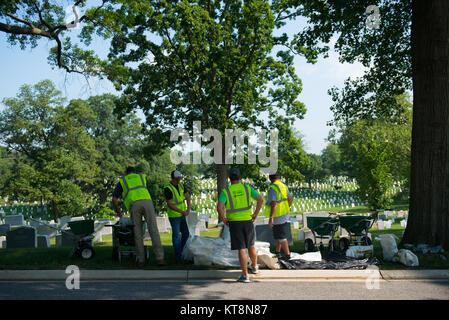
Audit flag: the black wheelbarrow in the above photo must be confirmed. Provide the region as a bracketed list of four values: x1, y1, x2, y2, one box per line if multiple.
[30, 218, 96, 260]
[107, 220, 149, 263]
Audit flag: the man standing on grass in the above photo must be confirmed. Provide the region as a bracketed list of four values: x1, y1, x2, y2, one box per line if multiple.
[265, 171, 293, 260]
[217, 168, 264, 283]
[112, 167, 166, 267]
[165, 170, 191, 262]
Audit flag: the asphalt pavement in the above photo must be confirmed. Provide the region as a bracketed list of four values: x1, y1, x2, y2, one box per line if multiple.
[0, 279, 448, 300]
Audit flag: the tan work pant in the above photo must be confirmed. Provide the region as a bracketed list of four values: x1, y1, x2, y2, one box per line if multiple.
[130, 199, 164, 263]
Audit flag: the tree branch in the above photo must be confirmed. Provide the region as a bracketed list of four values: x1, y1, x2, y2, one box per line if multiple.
[0, 21, 52, 38]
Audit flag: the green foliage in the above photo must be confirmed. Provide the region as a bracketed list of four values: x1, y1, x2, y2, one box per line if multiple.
[321, 143, 346, 177]
[336, 105, 412, 209]
[145, 150, 176, 214]
[293, 0, 412, 124]
[0, 80, 99, 219]
[84, 202, 117, 221]
[302, 153, 324, 185]
[355, 134, 394, 210]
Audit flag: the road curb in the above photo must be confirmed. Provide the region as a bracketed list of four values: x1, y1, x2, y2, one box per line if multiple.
[0, 269, 448, 281]
[0, 270, 189, 281]
[380, 270, 449, 280]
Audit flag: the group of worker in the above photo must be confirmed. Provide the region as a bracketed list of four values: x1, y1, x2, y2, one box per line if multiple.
[112, 167, 292, 283]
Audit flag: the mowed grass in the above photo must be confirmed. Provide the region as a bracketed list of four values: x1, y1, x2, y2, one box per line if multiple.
[1, 207, 448, 270]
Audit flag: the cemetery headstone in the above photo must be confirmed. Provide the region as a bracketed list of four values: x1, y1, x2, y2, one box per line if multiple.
[255, 223, 293, 246]
[6, 226, 36, 248]
[55, 231, 75, 247]
[58, 215, 72, 229]
[4, 214, 25, 227]
[156, 216, 170, 233]
[37, 235, 50, 248]
[36, 224, 58, 238]
[0, 224, 11, 234]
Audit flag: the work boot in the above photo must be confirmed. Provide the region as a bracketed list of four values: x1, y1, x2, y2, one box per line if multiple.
[279, 254, 291, 261]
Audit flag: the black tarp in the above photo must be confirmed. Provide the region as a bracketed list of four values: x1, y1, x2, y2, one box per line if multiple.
[278, 251, 382, 270]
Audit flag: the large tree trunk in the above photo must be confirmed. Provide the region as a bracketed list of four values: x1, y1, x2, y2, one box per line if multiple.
[402, 0, 449, 249]
[99, 188, 108, 204]
[216, 142, 229, 223]
[51, 199, 59, 223]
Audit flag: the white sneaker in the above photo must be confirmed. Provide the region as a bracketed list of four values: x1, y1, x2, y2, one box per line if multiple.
[249, 265, 259, 274]
[237, 274, 250, 283]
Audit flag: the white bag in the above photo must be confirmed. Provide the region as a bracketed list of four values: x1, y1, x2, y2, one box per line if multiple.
[290, 251, 322, 262]
[345, 246, 374, 259]
[376, 234, 399, 261]
[393, 249, 419, 267]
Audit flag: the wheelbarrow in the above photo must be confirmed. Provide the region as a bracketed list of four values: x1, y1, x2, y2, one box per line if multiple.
[304, 215, 340, 252]
[30, 218, 96, 260]
[338, 212, 378, 251]
[106, 219, 150, 263]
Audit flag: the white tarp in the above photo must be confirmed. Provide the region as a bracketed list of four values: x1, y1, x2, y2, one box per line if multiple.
[181, 213, 322, 269]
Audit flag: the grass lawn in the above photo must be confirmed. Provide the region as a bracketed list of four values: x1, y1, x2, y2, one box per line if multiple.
[1, 209, 448, 270]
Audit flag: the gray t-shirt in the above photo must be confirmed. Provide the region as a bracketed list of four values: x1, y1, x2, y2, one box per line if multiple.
[266, 187, 293, 225]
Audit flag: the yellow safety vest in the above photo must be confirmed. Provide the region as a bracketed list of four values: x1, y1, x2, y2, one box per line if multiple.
[120, 173, 152, 211]
[263, 180, 290, 218]
[166, 182, 186, 218]
[223, 183, 253, 221]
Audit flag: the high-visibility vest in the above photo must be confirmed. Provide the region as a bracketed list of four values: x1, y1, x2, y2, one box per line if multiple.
[263, 180, 290, 218]
[223, 183, 253, 221]
[119, 173, 152, 211]
[166, 182, 186, 218]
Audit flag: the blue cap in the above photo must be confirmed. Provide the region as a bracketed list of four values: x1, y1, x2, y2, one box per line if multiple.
[229, 168, 241, 180]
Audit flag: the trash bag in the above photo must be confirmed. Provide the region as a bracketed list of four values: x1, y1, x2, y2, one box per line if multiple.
[278, 250, 381, 270]
[375, 234, 399, 261]
[181, 211, 200, 261]
[346, 246, 374, 259]
[412, 244, 444, 254]
[258, 254, 281, 270]
[393, 249, 419, 267]
[290, 251, 322, 262]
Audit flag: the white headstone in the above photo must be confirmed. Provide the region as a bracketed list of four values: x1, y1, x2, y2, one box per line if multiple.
[4, 215, 25, 226]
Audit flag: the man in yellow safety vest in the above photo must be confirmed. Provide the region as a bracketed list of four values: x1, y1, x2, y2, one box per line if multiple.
[264, 171, 293, 260]
[112, 167, 165, 267]
[164, 170, 191, 262]
[217, 168, 264, 283]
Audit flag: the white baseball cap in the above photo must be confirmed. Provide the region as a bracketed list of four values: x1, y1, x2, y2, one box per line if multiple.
[172, 170, 182, 178]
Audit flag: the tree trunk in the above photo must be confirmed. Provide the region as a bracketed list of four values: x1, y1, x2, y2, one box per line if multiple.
[99, 188, 108, 204]
[216, 143, 229, 223]
[402, 0, 449, 249]
[51, 199, 59, 223]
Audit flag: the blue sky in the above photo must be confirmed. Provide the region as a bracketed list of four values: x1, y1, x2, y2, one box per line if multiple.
[0, 12, 366, 155]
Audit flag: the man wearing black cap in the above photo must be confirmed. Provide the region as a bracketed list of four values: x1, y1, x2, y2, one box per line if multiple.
[112, 166, 165, 267]
[217, 168, 264, 283]
[265, 171, 293, 260]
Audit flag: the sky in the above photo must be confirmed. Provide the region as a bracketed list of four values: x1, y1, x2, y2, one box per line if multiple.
[0, 8, 367, 155]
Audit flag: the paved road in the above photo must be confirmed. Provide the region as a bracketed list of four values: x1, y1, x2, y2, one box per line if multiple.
[0, 279, 448, 300]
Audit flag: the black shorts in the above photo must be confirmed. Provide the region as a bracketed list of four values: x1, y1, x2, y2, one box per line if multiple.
[273, 222, 289, 240]
[228, 220, 255, 250]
